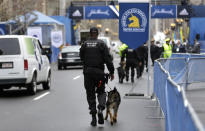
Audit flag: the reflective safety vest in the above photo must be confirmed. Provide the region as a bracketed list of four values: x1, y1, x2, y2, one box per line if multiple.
[119, 44, 128, 57]
[163, 43, 172, 58]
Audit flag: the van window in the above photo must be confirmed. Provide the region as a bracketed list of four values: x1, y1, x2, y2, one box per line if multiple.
[0, 38, 20, 55]
[33, 39, 42, 54]
[24, 38, 34, 55]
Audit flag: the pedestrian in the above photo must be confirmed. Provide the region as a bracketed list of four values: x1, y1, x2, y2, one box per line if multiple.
[150, 39, 157, 66]
[192, 34, 200, 53]
[172, 40, 185, 53]
[162, 38, 172, 58]
[80, 27, 115, 126]
[118, 43, 128, 57]
[121, 47, 138, 83]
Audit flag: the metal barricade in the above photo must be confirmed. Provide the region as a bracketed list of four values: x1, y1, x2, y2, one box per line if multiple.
[154, 57, 204, 131]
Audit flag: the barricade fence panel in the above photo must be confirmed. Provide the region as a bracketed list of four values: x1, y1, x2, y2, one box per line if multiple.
[154, 58, 204, 131]
[161, 58, 186, 79]
[188, 58, 205, 83]
[167, 79, 198, 131]
[154, 61, 168, 117]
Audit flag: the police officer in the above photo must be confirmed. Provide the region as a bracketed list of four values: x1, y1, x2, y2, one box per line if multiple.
[119, 43, 128, 57]
[121, 47, 137, 83]
[163, 38, 172, 58]
[80, 27, 114, 126]
[136, 44, 147, 78]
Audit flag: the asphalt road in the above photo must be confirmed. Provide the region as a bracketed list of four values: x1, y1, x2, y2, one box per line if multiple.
[0, 59, 165, 131]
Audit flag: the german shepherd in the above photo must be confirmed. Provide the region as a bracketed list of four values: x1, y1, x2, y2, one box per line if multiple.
[105, 87, 121, 125]
[117, 61, 126, 83]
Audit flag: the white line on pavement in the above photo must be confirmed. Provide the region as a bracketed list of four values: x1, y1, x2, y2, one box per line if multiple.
[73, 75, 81, 80]
[33, 92, 50, 101]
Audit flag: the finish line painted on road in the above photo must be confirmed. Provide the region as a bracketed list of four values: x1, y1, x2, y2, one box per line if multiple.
[73, 75, 81, 80]
[33, 92, 50, 101]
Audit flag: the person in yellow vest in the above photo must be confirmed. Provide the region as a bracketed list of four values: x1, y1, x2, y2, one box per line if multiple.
[163, 38, 172, 58]
[119, 43, 128, 57]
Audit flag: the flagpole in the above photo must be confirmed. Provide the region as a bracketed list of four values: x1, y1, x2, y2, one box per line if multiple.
[147, 0, 151, 97]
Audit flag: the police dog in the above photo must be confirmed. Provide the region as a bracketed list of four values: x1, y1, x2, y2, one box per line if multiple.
[105, 87, 121, 125]
[117, 61, 126, 83]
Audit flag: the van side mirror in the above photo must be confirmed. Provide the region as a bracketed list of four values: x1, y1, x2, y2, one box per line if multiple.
[42, 48, 52, 55]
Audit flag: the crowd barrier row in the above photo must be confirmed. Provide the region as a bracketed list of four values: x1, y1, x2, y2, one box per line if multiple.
[154, 54, 205, 131]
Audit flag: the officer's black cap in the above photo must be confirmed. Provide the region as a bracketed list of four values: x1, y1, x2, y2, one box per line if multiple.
[90, 27, 98, 34]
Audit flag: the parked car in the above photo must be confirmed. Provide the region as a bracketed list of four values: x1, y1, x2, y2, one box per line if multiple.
[0, 35, 51, 95]
[58, 45, 82, 70]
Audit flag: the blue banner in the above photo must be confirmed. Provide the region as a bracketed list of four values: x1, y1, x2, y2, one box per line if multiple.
[151, 5, 176, 19]
[85, 6, 118, 19]
[191, 5, 205, 17]
[119, 3, 149, 49]
[0, 24, 6, 35]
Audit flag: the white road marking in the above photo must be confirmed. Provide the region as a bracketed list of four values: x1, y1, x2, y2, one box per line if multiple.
[33, 92, 50, 101]
[73, 75, 81, 80]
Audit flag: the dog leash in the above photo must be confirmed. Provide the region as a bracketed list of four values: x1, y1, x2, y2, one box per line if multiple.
[106, 82, 112, 90]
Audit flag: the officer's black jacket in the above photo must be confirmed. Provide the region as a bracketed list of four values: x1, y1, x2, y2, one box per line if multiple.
[80, 38, 114, 75]
[121, 48, 137, 64]
[135, 45, 147, 61]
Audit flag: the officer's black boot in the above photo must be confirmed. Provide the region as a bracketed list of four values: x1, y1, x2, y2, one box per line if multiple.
[98, 110, 104, 124]
[90, 114, 97, 126]
[126, 76, 129, 82]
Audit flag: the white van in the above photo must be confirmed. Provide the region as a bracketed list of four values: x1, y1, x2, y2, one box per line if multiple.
[0, 35, 51, 95]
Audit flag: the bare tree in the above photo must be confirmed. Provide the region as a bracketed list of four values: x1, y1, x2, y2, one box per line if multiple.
[0, 0, 44, 34]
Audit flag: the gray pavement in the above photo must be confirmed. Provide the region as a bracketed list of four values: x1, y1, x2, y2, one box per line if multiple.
[0, 58, 165, 131]
[186, 83, 205, 126]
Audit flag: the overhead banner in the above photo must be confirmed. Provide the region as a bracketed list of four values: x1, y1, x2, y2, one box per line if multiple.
[0, 24, 6, 35]
[85, 6, 118, 19]
[177, 5, 191, 18]
[119, 0, 149, 49]
[151, 5, 176, 18]
[191, 5, 205, 17]
[69, 6, 84, 19]
[51, 31, 63, 48]
[27, 27, 43, 44]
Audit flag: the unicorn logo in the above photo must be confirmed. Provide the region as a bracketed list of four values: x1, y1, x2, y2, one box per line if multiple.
[128, 14, 140, 28]
[121, 8, 147, 32]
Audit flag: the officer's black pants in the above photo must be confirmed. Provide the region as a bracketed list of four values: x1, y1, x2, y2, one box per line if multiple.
[125, 63, 136, 80]
[137, 60, 144, 77]
[84, 74, 106, 115]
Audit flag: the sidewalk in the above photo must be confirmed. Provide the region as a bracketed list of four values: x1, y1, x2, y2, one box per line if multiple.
[105, 58, 165, 131]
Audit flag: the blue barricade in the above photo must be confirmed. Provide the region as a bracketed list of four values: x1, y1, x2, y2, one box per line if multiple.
[154, 56, 204, 131]
[166, 80, 198, 131]
[154, 62, 168, 117]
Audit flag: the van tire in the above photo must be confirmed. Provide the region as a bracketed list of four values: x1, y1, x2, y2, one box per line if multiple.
[0, 88, 4, 95]
[43, 72, 51, 90]
[58, 65, 62, 70]
[27, 74, 37, 95]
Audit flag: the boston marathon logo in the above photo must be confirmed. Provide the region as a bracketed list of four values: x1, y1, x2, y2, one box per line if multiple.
[121, 8, 147, 32]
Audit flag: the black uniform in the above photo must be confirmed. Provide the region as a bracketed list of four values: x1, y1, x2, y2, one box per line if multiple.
[136, 45, 147, 78]
[121, 48, 137, 82]
[151, 44, 162, 65]
[80, 38, 114, 115]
